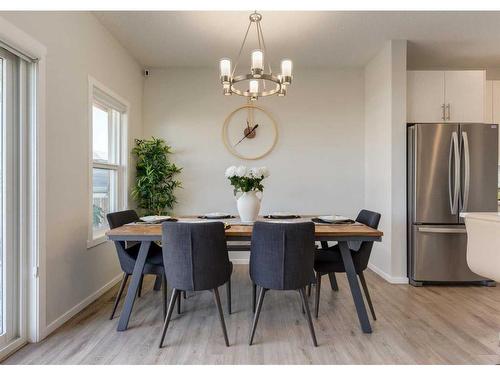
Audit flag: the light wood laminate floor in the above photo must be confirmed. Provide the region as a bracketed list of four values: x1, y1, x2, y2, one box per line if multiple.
[4, 265, 500, 364]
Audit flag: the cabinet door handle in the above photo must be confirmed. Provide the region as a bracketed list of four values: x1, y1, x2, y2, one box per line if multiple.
[441, 104, 446, 121]
[446, 103, 451, 120]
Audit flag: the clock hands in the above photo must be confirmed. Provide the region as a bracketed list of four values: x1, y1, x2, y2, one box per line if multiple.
[234, 124, 259, 147]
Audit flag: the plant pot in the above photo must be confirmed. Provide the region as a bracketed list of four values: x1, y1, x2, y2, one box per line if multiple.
[236, 191, 262, 222]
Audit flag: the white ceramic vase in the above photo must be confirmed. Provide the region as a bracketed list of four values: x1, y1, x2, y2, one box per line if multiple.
[236, 191, 262, 222]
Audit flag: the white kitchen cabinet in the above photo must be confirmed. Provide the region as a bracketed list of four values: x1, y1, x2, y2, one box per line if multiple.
[444, 71, 485, 122]
[407, 70, 485, 123]
[407, 71, 445, 123]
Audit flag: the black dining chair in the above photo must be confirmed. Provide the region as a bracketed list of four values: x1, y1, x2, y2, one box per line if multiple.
[159, 222, 233, 348]
[313, 209, 381, 320]
[106, 210, 168, 320]
[249, 221, 318, 347]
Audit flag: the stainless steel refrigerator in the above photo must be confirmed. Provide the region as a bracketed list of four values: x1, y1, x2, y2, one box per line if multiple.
[407, 123, 498, 286]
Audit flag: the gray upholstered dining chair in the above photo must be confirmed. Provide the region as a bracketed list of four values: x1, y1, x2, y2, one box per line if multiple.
[159, 221, 233, 348]
[249, 221, 318, 347]
[106, 210, 169, 320]
[313, 209, 381, 319]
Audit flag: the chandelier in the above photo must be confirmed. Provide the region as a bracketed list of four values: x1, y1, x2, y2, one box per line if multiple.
[219, 11, 293, 100]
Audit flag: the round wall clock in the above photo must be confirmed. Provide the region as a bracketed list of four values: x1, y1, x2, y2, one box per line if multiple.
[222, 104, 278, 160]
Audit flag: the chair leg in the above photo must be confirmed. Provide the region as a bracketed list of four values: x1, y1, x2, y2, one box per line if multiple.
[226, 279, 232, 314]
[183, 291, 187, 299]
[249, 287, 267, 345]
[162, 274, 168, 319]
[299, 288, 318, 347]
[159, 289, 179, 348]
[213, 287, 230, 347]
[252, 283, 257, 313]
[307, 284, 312, 297]
[110, 273, 129, 320]
[328, 272, 339, 291]
[359, 272, 377, 321]
[153, 275, 162, 291]
[137, 275, 144, 298]
[177, 290, 182, 314]
[315, 272, 322, 319]
[300, 293, 305, 314]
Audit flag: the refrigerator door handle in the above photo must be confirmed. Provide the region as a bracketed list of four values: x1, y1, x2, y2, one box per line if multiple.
[448, 131, 460, 214]
[461, 131, 470, 212]
[417, 226, 467, 234]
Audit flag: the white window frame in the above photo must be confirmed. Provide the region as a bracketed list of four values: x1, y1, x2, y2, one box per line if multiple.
[87, 77, 128, 249]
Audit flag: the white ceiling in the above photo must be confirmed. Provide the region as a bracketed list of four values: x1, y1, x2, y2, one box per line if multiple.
[94, 11, 500, 70]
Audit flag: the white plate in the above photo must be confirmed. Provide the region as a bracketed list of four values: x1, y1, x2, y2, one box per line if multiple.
[204, 212, 231, 219]
[318, 215, 350, 223]
[140, 215, 171, 223]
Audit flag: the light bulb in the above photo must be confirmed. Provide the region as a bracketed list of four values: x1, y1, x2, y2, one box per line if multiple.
[281, 59, 293, 85]
[220, 58, 231, 82]
[281, 59, 292, 77]
[249, 80, 259, 94]
[251, 50, 264, 71]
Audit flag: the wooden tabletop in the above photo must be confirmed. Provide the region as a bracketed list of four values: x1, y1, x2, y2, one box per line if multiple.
[106, 218, 383, 241]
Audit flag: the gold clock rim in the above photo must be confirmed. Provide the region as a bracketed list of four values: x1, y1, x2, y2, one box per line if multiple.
[222, 104, 279, 160]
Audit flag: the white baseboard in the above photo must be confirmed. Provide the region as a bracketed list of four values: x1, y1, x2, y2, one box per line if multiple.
[230, 258, 249, 265]
[368, 263, 408, 284]
[229, 251, 249, 264]
[43, 273, 123, 338]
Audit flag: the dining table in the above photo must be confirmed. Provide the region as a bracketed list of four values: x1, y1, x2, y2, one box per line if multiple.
[106, 216, 383, 334]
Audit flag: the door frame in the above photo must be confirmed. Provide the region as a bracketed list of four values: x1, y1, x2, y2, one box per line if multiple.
[0, 17, 46, 360]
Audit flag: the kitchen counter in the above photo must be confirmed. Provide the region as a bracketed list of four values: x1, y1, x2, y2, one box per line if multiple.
[460, 212, 500, 222]
[460, 212, 500, 282]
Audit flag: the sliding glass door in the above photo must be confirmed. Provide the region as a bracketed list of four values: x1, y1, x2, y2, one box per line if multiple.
[0, 47, 21, 354]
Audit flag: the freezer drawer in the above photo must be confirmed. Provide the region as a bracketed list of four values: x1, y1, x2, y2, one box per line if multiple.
[411, 225, 486, 282]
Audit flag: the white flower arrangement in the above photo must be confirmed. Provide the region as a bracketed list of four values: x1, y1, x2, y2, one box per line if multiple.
[225, 165, 270, 193]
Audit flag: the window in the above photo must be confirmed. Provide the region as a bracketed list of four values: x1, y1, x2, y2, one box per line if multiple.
[88, 78, 128, 247]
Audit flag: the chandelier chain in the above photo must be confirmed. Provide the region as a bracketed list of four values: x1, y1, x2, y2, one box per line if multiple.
[257, 21, 272, 75]
[255, 21, 266, 90]
[232, 19, 253, 77]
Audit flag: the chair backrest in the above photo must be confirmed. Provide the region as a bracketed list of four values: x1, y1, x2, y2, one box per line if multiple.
[106, 210, 140, 274]
[353, 209, 381, 271]
[162, 222, 232, 291]
[107, 209, 139, 229]
[250, 221, 315, 291]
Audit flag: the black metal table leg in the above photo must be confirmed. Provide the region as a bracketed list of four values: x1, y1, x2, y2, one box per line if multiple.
[338, 241, 372, 334]
[110, 273, 129, 320]
[117, 240, 151, 331]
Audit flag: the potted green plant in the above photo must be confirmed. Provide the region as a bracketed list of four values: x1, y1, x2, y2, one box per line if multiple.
[131, 137, 182, 216]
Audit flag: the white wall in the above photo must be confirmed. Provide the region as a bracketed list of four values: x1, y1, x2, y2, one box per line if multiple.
[143, 67, 366, 262]
[364, 40, 408, 283]
[143, 67, 365, 218]
[0, 12, 144, 329]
